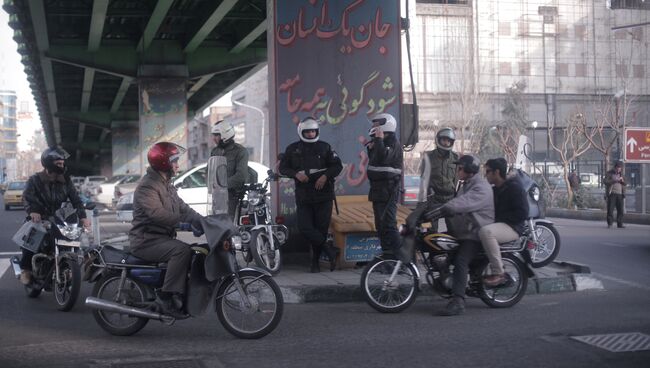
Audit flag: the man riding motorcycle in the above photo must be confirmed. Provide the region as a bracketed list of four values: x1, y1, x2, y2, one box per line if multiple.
[20, 147, 90, 284]
[129, 142, 204, 317]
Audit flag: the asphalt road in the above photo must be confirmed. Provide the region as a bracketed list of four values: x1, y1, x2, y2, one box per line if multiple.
[0, 200, 649, 368]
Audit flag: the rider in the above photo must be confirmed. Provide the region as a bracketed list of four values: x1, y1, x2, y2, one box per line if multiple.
[419, 128, 459, 233]
[279, 117, 343, 272]
[366, 113, 403, 257]
[479, 158, 528, 287]
[129, 142, 203, 316]
[210, 120, 249, 218]
[20, 147, 91, 284]
[433, 155, 494, 316]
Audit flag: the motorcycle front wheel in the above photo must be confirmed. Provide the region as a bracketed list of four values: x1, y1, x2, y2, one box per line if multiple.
[360, 257, 419, 313]
[530, 223, 560, 268]
[92, 273, 149, 336]
[477, 254, 528, 308]
[249, 229, 282, 274]
[53, 257, 81, 311]
[216, 270, 283, 339]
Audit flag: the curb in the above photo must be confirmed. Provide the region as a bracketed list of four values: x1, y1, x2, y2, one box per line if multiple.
[279, 261, 604, 304]
[547, 208, 650, 225]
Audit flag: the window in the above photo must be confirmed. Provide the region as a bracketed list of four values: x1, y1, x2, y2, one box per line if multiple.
[499, 22, 511, 36]
[633, 65, 645, 78]
[614, 30, 627, 39]
[499, 62, 512, 75]
[616, 64, 628, 78]
[609, 0, 650, 10]
[7, 181, 26, 190]
[574, 25, 587, 40]
[182, 168, 207, 188]
[575, 63, 587, 77]
[556, 63, 569, 77]
[519, 62, 530, 76]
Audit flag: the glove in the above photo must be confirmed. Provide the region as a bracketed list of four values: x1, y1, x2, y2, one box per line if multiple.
[191, 218, 204, 236]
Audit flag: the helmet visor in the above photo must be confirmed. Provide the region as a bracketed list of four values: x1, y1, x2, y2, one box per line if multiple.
[169, 144, 187, 163]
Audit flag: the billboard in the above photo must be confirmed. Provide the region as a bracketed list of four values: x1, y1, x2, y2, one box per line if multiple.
[272, 0, 401, 222]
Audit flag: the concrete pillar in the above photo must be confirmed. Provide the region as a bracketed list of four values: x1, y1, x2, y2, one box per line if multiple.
[111, 127, 140, 175]
[137, 67, 188, 174]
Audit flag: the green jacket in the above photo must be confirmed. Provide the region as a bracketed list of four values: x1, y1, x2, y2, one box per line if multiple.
[210, 141, 249, 191]
[418, 149, 459, 203]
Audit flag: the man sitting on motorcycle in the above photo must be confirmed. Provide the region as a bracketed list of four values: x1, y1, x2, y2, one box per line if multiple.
[20, 147, 91, 284]
[479, 158, 529, 287]
[129, 142, 203, 317]
[434, 155, 494, 316]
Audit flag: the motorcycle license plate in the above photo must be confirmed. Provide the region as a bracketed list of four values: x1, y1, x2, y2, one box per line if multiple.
[56, 239, 81, 247]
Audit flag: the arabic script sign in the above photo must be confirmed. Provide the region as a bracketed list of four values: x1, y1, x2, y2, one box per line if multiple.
[624, 128, 650, 163]
[273, 0, 401, 223]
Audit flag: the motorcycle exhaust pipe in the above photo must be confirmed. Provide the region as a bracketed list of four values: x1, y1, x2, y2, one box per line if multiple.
[85, 297, 165, 321]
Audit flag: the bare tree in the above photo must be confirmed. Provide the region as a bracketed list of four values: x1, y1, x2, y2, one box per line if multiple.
[548, 110, 595, 208]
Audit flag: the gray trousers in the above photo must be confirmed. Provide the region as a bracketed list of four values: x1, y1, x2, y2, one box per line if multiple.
[130, 238, 192, 294]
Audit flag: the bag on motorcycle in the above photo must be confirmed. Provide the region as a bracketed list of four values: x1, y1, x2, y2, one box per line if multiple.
[12, 221, 48, 253]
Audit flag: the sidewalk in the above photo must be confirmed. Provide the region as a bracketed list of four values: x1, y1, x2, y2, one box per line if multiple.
[95, 214, 604, 304]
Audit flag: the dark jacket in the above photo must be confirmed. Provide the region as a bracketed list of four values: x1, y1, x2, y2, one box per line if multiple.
[279, 140, 343, 204]
[367, 133, 403, 202]
[129, 168, 202, 248]
[493, 177, 529, 235]
[210, 140, 249, 192]
[419, 149, 459, 202]
[23, 170, 86, 220]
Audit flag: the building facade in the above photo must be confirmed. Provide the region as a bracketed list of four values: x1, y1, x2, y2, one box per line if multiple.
[0, 90, 17, 182]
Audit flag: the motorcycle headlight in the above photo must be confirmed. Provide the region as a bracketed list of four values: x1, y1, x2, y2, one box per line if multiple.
[274, 229, 287, 244]
[57, 224, 83, 240]
[248, 192, 261, 206]
[530, 186, 540, 202]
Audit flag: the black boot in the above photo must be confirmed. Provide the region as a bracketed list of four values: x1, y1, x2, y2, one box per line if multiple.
[437, 296, 465, 316]
[310, 245, 321, 273]
[155, 291, 186, 318]
[323, 239, 339, 272]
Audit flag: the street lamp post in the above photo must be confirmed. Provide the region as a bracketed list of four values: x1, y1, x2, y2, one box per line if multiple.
[232, 100, 266, 166]
[531, 121, 538, 173]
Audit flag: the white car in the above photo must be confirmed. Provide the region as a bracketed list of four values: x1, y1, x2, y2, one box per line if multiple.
[80, 175, 107, 198]
[116, 162, 269, 221]
[97, 174, 140, 207]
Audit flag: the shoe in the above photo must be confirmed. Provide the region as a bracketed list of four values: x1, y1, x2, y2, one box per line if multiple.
[437, 296, 465, 316]
[617, 224, 626, 228]
[155, 293, 186, 318]
[325, 244, 339, 272]
[483, 273, 507, 288]
[20, 270, 32, 285]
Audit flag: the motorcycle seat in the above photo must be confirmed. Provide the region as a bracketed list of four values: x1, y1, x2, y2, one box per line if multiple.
[100, 245, 166, 267]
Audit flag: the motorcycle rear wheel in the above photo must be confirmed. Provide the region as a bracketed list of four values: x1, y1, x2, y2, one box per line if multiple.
[53, 258, 81, 311]
[360, 257, 419, 313]
[216, 270, 283, 339]
[92, 273, 149, 336]
[477, 254, 528, 308]
[250, 229, 282, 274]
[530, 223, 560, 268]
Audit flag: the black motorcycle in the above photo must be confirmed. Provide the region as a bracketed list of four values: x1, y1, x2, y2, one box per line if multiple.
[360, 205, 535, 313]
[234, 170, 288, 274]
[11, 203, 91, 311]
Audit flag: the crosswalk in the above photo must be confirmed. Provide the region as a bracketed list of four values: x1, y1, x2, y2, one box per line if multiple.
[0, 258, 11, 280]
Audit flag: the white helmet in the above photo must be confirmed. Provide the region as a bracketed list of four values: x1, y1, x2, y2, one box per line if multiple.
[297, 117, 319, 143]
[211, 121, 235, 142]
[369, 113, 397, 136]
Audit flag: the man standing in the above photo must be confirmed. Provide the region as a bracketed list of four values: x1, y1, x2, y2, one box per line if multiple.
[604, 161, 626, 228]
[279, 117, 342, 272]
[366, 113, 403, 256]
[479, 158, 528, 287]
[210, 121, 249, 218]
[436, 155, 494, 316]
[419, 128, 459, 232]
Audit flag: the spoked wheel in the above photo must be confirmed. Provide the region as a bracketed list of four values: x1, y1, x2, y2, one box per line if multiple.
[529, 223, 560, 268]
[53, 258, 81, 311]
[360, 257, 419, 313]
[216, 270, 283, 339]
[92, 273, 149, 336]
[250, 229, 281, 274]
[477, 254, 528, 308]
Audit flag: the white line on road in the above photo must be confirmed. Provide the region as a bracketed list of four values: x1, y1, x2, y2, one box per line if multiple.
[0, 258, 10, 279]
[592, 272, 650, 292]
[0, 252, 21, 256]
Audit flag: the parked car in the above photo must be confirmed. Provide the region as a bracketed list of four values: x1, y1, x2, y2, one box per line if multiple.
[3, 180, 27, 210]
[116, 162, 269, 221]
[402, 175, 421, 205]
[71, 176, 85, 191]
[80, 175, 107, 198]
[97, 174, 140, 207]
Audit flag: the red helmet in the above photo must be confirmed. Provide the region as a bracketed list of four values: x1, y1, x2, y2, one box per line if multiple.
[147, 142, 186, 172]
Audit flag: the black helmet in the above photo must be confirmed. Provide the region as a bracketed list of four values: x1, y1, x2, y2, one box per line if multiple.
[436, 128, 456, 151]
[454, 154, 480, 174]
[41, 147, 70, 174]
[614, 160, 624, 168]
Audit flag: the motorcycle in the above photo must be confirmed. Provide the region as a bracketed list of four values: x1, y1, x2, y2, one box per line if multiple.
[360, 205, 535, 313]
[513, 168, 561, 268]
[10, 202, 91, 311]
[234, 170, 288, 274]
[83, 156, 284, 338]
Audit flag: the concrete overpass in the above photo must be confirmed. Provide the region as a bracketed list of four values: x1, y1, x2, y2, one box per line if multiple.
[4, 0, 268, 174]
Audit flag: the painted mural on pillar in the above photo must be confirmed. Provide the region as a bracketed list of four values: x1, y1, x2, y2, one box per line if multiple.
[273, 0, 401, 221]
[112, 128, 140, 174]
[138, 79, 188, 173]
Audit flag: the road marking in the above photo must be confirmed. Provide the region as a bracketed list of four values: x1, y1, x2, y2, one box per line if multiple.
[571, 332, 650, 352]
[592, 272, 650, 292]
[0, 252, 21, 256]
[0, 258, 10, 279]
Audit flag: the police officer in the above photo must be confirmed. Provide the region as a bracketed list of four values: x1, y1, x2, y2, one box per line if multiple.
[366, 113, 403, 255]
[210, 120, 249, 218]
[279, 117, 343, 272]
[419, 128, 459, 232]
